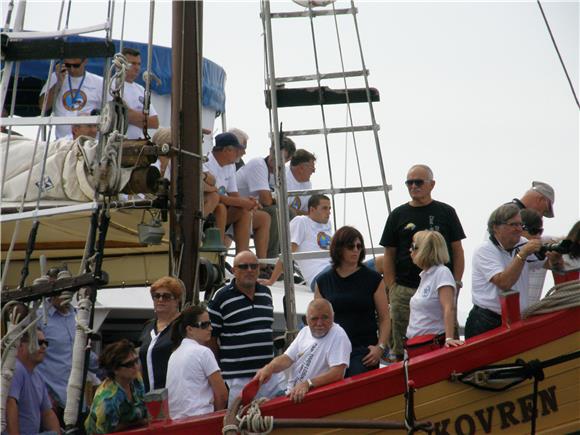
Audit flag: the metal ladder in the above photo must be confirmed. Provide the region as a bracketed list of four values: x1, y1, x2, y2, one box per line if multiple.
[260, 0, 393, 343]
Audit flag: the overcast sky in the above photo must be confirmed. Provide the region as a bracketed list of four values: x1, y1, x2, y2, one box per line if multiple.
[4, 0, 578, 322]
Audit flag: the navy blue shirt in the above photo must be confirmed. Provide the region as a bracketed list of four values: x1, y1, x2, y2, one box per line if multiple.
[207, 280, 275, 379]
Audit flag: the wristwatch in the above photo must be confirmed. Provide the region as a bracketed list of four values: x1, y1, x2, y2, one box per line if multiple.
[306, 379, 314, 390]
[378, 343, 387, 351]
[455, 280, 463, 289]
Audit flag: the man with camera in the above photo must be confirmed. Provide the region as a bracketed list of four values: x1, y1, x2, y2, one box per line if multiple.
[39, 57, 104, 139]
[465, 203, 563, 339]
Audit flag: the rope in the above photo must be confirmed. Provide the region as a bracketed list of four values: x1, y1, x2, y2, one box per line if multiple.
[306, 2, 338, 231]
[536, 1, 580, 110]
[237, 398, 274, 435]
[330, 1, 376, 252]
[522, 279, 580, 318]
[142, 0, 156, 139]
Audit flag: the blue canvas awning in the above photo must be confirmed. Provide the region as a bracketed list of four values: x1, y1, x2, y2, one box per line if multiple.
[6, 35, 226, 114]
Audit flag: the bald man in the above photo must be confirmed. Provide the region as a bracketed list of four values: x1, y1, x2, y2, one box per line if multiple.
[380, 164, 465, 360]
[254, 299, 350, 403]
[207, 251, 283, 404]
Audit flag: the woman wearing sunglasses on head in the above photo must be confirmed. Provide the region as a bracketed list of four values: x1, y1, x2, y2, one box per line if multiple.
[85, 339, 147, 434]
[166, 306, 228, 419]
[314, 226, 391, 376]
[138, 276, 183, 392]
[406, 230, 463, 352]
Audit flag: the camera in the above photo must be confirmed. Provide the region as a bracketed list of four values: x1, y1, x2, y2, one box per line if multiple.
[536, 239, 572, 260]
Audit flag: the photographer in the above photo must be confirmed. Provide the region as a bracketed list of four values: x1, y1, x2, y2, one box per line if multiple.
[465, 204, 563, 339]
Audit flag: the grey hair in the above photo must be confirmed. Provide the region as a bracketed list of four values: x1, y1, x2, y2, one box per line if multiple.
[409, 164, 434, 180]
[227, 128, 249, 146]
[308, 298, 334, 316]
[487, 203, 521, 235]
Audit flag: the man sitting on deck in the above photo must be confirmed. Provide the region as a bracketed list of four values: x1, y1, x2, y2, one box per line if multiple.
[203, 132, 271, 259]
[254, 298, 350, 403]
[262, 194, 333, 290]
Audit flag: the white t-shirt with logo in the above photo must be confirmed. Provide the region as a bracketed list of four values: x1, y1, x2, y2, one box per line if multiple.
[290, 215, 333, 287]
[40, 71, 104, 138]
[166, 338, 221, 419]
[123, 81, 158, 139]
[285, 322, 350, 393]
[286, 166, 312, 213]
[472, 237, 545, 314]
[236, 157, 274, 198]
[203, 152, 237, 195]
[406, 264, 456, 338]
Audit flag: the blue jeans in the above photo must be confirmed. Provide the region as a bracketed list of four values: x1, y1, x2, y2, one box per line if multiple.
[346, 345, 378, 377]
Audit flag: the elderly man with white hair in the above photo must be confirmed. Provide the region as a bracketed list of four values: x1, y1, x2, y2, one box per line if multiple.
[254, 298, 351, 403]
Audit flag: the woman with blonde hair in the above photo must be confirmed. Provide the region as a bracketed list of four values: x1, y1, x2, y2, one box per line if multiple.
[138, 276, 184, 391]
[406, 230, 463, 348]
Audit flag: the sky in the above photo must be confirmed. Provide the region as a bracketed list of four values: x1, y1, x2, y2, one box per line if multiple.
[3, 0, 579, 322]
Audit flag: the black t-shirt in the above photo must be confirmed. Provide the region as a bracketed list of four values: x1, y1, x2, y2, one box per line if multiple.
[379, 200, 465, 288]
[317, 266, 383, 348]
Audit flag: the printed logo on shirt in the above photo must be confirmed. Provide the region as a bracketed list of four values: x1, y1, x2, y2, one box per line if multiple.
[295, 342, 319, 384]
[317, 232, 332, 250]
[421, 284, 431, 298]
[428, 215, 440, 232]
[404, 222, 416, 232]
[218, 185, 227, 195]
[139, 95, 145, 105]
[62, 89, 87, 111]
[291, 196, 301, 210]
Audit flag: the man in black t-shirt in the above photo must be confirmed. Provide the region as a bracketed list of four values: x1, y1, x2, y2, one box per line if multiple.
[379, 164, 466, 359]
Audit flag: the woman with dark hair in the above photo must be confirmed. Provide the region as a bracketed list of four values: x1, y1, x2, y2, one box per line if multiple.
[166, 305, 228, 419]
[314, 226, 390, 376]
[139, 276, 183, 392]
[85, 339, 147, 434]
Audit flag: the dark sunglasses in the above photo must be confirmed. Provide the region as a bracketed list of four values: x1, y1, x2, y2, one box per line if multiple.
[411, 242, 419, 251]
[525, 226, 544, 236]
[64, 63, 82, 68]
[119, 357, 140, 368]
[405, 179, 426, 187]
[346, 243, 363, 251]
[151, 292, 176, 301]
[191, 321, 212, 330]
[236, 263, 259, 270]
[38, 339, 49, 347]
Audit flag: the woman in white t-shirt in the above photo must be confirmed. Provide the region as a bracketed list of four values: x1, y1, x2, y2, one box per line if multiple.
[406, 230, 464, 348]
[166, 306, 228, 419]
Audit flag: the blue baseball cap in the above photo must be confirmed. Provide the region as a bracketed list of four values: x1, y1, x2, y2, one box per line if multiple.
[214, 132, 243, 150]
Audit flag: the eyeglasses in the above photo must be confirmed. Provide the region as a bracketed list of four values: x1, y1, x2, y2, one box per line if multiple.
[411, 242, 419, 251]
[346, 243, 363, 251]
[525, 226, 544, 236]
[405, 179, 427, 187]
[64, 63, 82, 69]
[119, 357, 139, 369]
[503, 222, 523, 229]
[151, 292, 176, 301]
[235, 263, 259, 270]
[191, 321, 212, 329]
[37, 339, 49, 347]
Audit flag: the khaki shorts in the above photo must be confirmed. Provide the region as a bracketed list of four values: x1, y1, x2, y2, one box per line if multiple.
[389, 283, 417, 357]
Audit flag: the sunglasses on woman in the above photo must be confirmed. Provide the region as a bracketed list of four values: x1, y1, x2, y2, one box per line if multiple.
[119, 357, 139, 368]
[411, 242, 419, 251]
[191, 321, 212, 329]
[345, 243, 363, 251]
[151, 292, 175, 301]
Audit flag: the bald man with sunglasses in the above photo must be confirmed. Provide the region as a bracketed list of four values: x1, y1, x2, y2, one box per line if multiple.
[379, 164, 465, 360]
[207, 251, 284, 405]
[39, 57, 104, 139]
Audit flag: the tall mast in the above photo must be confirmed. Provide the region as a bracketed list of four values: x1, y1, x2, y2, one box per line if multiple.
[170, 1, 204, 304]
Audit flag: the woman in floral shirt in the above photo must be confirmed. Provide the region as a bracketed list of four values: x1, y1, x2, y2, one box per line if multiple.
[85, 339, 148, 434]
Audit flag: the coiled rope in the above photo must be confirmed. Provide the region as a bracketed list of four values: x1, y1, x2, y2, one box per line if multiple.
[237, 398, 274, 435]
[522, 279, 580, 318]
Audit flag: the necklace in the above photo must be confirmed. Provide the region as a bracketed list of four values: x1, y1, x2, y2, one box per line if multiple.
[67, 72, 86, 109]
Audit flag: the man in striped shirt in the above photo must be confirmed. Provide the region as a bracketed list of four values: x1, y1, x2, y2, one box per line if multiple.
[208, 250, 284, 404]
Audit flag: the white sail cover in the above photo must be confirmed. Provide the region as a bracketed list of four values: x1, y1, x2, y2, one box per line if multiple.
[1, 133, 131, 202]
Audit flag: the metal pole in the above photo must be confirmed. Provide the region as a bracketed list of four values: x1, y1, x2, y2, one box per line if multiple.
[262, 0, 298, 343]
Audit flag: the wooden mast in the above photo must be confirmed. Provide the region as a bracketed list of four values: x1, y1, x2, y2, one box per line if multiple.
[170, 1, 204, 304]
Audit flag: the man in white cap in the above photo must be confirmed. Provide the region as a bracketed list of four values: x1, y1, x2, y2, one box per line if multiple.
[511, 181, 555, 218]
